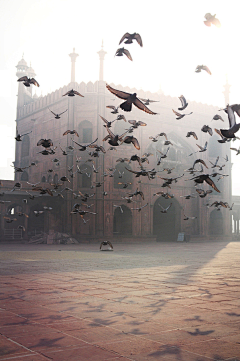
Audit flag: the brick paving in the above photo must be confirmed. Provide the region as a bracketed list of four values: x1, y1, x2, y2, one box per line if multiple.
[0, 241, 239, 360]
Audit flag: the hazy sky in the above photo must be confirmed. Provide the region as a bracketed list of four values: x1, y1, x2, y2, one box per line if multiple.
[0, 0, 240, 193]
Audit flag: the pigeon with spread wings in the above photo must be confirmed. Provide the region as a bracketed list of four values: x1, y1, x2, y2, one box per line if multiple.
[186, 131, 198, 140]
[115, 47, 132, 61]
[63, 130, 79, 137]
[106, 84, 157, 114]
[195, 65, 211, 75]
[49, 108, 68, 119]
[18, 76, 39, 87]
[72, 138, 98, 151]
[62, 89, 84, 97]
[121, 135, 140, 150]
[99, 115, 117, 128]
[220, 104, 240, 139]
[188, 174, 220, 192]
[178, 95, 188, 111]
[119, 32, 143, 47]
[204, 13, 221, 28]
[172, 109, 193, 119]
[138, 98, 159, 106]
[15, 130, 32, 141]
[103, 126, 128, 146]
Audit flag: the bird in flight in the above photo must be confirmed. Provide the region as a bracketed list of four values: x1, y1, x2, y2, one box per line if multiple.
[204, 13, 221, 28]
[186, 131, 198, 140]
[17, 76, 39, 87]
[131, 203, 148, 212]
[115, 47, 133, 61]
[106, 84, 157, 114]
[212, 114, 224, 122]
[178, 95, 188, 111]
[188, 174, 220, 192]
[63, 130, 79, 137]
[158, 203, 172, 213]
[220, 104, 240, 139]
[49, 108, 68, 119]
[37, 139, 53, 148]
[214, 128, 228, 143]
[119, 32, 143, 47]
[99, 115, 117, 128]
[183, 214, 197, 220]
[195, 65, 211, 75]
[138, 98, 159, 106]
[121, 135, 140, 150]
[172, 109, 193, 119]
[103, 126, 128, 146]
[201, 125, 213, 136]
[196, 189, 212, 198]
[106, 105, 119, 114]
[15, 130, 32, 141]
[63, 89, 84, 97]
[128, 120, 147, 128]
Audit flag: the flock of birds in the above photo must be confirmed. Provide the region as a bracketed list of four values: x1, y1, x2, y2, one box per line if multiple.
[0, 13, 238, 249]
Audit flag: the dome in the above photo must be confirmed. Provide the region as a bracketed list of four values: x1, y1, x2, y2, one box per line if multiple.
[27, 63, 36, 77]
[16, 57, 28, 70]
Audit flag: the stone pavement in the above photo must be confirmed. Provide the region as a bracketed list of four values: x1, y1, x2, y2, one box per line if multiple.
[0, 241, 240, 361]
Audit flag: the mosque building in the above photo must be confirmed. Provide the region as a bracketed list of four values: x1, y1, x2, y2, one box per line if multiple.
[0, 45, 233, 241]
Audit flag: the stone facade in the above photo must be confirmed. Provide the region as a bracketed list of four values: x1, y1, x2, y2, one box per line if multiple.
[0, 50, 233, 241]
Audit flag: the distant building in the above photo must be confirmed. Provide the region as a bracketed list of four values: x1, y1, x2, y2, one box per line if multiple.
[0, 46, 233, 241]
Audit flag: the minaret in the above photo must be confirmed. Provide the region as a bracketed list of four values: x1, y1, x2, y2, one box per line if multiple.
[69, 48, 79, 84]
[27, 62, 36, 97]
[223, 74, 231, 105]
[16, 54, 28, 114]
[97, 41, 107, 82]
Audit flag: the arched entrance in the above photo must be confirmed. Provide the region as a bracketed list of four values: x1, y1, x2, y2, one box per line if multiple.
[209, 210, 223, 235]
[113, 205, 132, 235]
[153, 197, 181, 241]
[28, 204, 45, 236]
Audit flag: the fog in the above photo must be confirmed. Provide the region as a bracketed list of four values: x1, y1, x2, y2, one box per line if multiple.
[0, 0, 240, 243]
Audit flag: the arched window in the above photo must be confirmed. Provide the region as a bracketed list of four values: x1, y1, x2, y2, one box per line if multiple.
[79, 120, 93, 143]
[78, 164, 92, 188]
[86, 81, 94, 92]
[8, 204, 23, 215]
[153, 197, 181, 241]
[209, 209, 223, 235]
[21, 171, 28, 181]
[114, 162, 132, 189]
[41, 176, 46, 183]
[47, 174, 52, 183]
[22, 135, 30, 157]
[53, 174, 58, 184]
[113, 205, 132, 235]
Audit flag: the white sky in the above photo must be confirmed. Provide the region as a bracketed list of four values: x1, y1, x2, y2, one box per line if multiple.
[0, 0, 240, 193]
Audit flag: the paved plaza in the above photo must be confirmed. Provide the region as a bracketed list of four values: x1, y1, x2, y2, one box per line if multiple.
[0, 241, 240, 361]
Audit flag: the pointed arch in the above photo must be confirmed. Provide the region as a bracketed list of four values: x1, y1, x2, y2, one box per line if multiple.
[209, 209, 223, 235]
[53, 174, 58, 184]
[113, 205, 132, 235]
[153, 197, 181, 241]
[78, 120, 93, 143]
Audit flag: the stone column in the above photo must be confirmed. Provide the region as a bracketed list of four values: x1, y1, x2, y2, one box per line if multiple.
[69, 48, 79, 83]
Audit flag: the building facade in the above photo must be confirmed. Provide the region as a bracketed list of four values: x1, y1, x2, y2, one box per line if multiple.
[0, 47, 233, 241]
